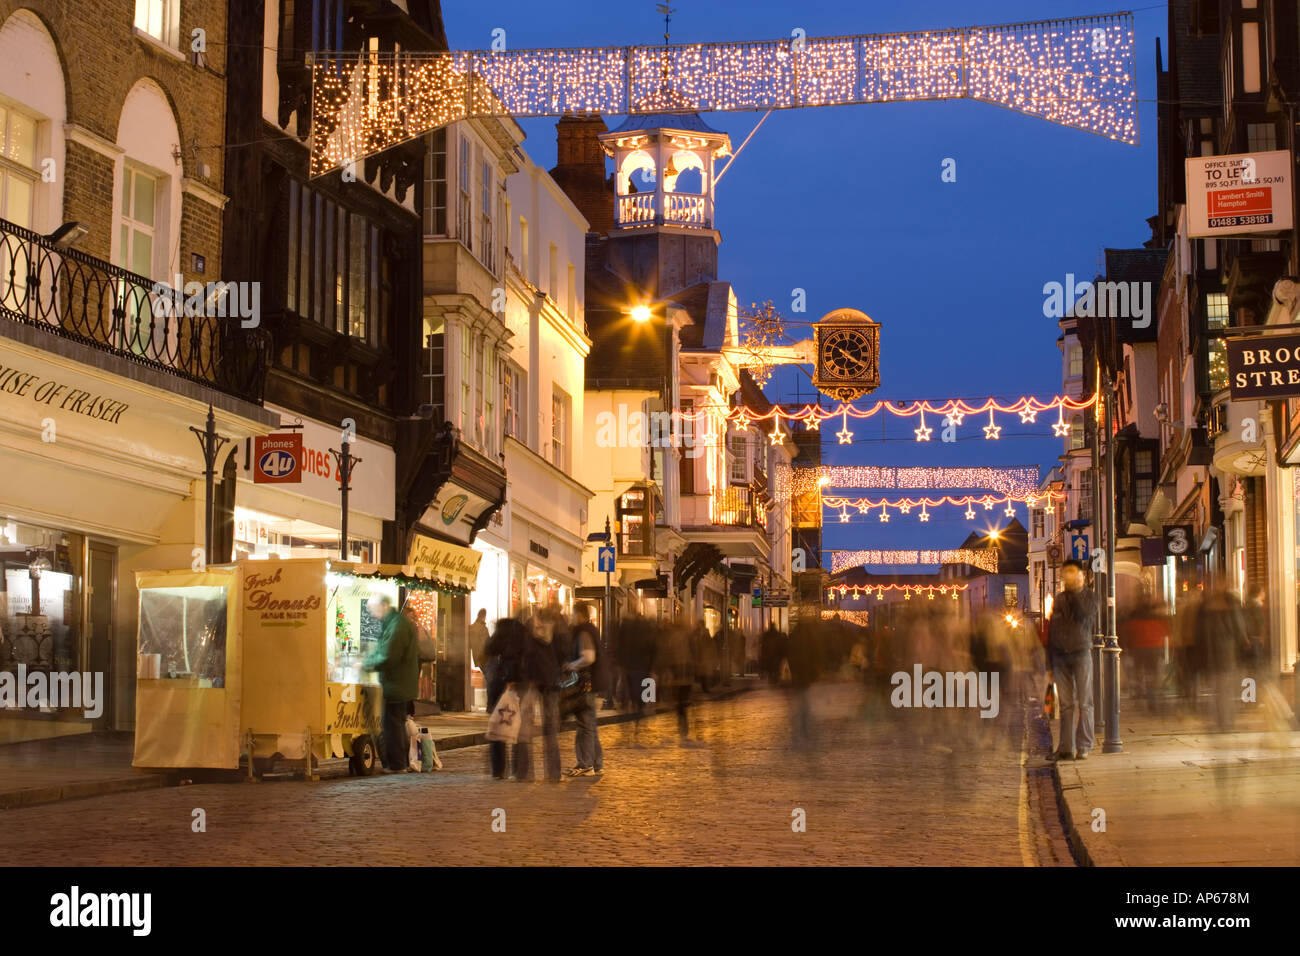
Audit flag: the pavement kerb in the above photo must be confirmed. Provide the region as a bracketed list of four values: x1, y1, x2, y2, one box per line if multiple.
[1050, 759, 1126, 867]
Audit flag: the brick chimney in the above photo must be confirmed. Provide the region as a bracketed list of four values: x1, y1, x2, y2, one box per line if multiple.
[550, 114, 614, 236]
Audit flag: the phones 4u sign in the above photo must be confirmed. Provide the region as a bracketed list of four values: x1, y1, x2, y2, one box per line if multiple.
[253, 433, 303, 484]
[1226, 333, 1300, 400]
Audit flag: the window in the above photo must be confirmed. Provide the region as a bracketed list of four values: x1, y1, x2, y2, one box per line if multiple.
[617, 489, 650, 555]
[551, 387, 570, 469]
[1079, 471, 1093, 520]
[679, 400, 695, 494]
[728, 433, 749, 484]
[1004, 583, 1019, 607]
[119, 165, 157, 278]
[503, 364, 523, 441]
[286, 182, 380, 341]
[480, 159, 494, 272]
[1067, 344, 1083, 378]
[1247, 122, 1276, 153]
[1032, 509, 1044, 538]
[1070, 416, 1085, 451]
[1206, 292, 1229, 329]
[457, 135, 472, 248]
[460, 327, 473, 436]
[424, 128, 448, 235]
[0, 106, 37, 228]
[134, 0, 179, 47]
[1207, 292, 1229, 391]
[483, 345, 497, 455]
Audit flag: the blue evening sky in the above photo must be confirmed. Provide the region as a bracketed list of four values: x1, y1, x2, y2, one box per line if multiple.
[440, 1, 1167, 563]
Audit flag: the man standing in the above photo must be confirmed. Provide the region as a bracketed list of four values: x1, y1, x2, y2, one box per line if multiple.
[565, 603, 603, 776]
[1047, 559, 1099, 761]
[362, 594, 419, 773]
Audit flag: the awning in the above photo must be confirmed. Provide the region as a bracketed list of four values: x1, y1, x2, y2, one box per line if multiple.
[332, 560, 473, 596]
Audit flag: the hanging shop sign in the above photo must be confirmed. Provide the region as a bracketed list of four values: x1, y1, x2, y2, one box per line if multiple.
[1164, 525, 1194, 557]
[1225, 333, 1300, 400]
[1186, 150, 1294, 237]
[406, 533, 483, 588]
[252, 433, 303, 484]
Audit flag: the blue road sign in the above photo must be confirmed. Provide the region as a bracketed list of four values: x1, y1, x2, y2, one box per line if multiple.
[1070, 534, 1090, 561]
[597, 547, 616, 574]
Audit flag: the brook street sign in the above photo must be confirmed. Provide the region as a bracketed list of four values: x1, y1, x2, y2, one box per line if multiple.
[1226, 333, 1300, 400]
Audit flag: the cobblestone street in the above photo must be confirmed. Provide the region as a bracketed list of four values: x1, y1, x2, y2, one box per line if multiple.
[0, 684, 1073, 866]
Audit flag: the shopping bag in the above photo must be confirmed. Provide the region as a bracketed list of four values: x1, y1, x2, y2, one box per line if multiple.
[406, 716, 422, 771]
[416, 627, 437, 663]
[486, 688, 522, 744]
[1043, 681, 1059, 721]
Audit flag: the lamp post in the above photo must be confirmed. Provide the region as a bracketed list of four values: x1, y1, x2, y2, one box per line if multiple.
[189, 405, 229, 565]
[1102, 365, 1124, 753]
[330, 427, 362, 562]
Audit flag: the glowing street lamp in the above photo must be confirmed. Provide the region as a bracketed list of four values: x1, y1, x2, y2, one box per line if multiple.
[630, 304, 653, 323]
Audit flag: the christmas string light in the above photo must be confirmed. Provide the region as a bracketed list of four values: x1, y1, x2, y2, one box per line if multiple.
[822, 609, 871, 627]
[795, 466, 1041, 496]
[826, 583, 969, 599]
[836, 411, 853, 445]
[914, 409, 932, 441]
[821, 491, 1063, 512]
[830, 550, 999, 573]
[689, 393, 1096, 426]
[309, 15, 1137, 176]
[983, 407, 1002, 440]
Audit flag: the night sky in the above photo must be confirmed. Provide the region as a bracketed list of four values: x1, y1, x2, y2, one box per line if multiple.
[440, 1, 1168, 564]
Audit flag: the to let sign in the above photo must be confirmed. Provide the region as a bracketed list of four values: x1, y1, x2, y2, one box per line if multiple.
[1226, 333, 1300, 400]
[1186, 150, 1294, 237]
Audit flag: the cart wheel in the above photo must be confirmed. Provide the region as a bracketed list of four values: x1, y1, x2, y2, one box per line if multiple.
[350, 735, 377, 776]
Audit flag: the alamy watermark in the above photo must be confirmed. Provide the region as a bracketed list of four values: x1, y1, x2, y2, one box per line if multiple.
[151, 274, 260, 328]
[1042, 273, 1152, 329]
[890, 664, 1000, 718]
[593, 404, 709, 458]
[0, 665, 103, 719]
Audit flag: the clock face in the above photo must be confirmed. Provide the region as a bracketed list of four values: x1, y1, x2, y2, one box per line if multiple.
[820, 328, 874, 380]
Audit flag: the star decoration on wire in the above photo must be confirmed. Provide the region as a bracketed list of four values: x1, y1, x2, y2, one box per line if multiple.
[919, 507, 930, 522]
[914, 410, 932, 442]
[1052, 410, 1070, 437]
[858, 503, 870, 514]
[839, 508, 849, 523]
[965, 507, 976, 519]
[944, 408, 966, 427]
[983, 498, 995, 510]
[879, 507, 890, 523]
[770, 423, 786, 446]
[1019, 405, 1038, 424]
[899, 502, 911, 514]
[1005, 502, 1016, 517]
[983, 409, 1001, 440]
[734, 411, 751, 431]
[836, 412, 853, 445]
[1045, 501, 1055, 514]
[804, 411, 821, 431]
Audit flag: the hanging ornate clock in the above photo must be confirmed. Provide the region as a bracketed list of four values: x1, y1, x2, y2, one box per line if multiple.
[811, 308, 880, 402]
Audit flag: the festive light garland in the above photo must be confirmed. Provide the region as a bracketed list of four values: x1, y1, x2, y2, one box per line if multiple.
[828, 583, 968, 599]
[830, 549, 999, 573]
[795, 466, 1042, 496]
[822, 609, 872, 626]
[826, 491, 1061, 522]
[308, 15, 1137, 175]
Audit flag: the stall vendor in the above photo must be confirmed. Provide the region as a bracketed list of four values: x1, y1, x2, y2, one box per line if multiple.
[362, 594, 419, 773]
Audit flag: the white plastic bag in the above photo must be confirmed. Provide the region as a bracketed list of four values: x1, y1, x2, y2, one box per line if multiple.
[406, 716, 422, 771]
[486, 688, 522, 744]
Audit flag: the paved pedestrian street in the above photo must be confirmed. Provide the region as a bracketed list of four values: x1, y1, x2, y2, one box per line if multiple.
[0, 684, 1074, 866]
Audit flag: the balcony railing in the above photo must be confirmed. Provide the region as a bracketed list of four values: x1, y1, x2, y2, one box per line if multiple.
[711, 485, 764, 528]
[615, 192, 711, 228]
[0, 218, 269, 403]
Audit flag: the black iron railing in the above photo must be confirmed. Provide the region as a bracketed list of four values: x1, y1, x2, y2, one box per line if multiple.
[0, 218, 269, 404]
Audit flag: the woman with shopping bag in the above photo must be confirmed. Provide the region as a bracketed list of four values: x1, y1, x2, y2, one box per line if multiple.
[483, 617, 527, 778]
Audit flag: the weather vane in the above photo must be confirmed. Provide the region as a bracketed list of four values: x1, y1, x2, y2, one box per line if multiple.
[656, 3, 675, 46]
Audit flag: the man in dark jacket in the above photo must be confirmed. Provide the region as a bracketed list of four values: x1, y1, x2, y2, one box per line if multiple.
[362, 594, 419, 773]
[1047, 559, 1099, 761]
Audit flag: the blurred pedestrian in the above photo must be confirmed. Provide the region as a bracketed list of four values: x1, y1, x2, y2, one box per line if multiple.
[362, 594, 419, 774]
[618, 614, 655, 745]
[1193, 587, 1246, 732]
[564, 603, 604, 776]
[1046, 559, 1098, 761]
[517, 608, 563, 782]
[662, 623, 697, 745]
[483, 616, 526, 779]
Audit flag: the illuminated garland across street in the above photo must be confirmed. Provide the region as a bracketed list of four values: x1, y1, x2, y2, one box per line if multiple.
[823, 609, 872, 626]
[824, 491, 1062, 522]
[828, 584, 968, 598]
[830, 549, 999, 573]
[796, 466, 1042, 496]
[308, 14, 1137, 175]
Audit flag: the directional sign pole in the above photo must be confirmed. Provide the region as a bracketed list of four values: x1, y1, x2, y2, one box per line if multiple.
[330, 436, 362, 562]
[603, 517, 612, 647]
[189, 405, 229, 565]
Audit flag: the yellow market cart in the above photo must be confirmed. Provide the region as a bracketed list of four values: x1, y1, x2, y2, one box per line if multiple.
[132, 557, 457, 778]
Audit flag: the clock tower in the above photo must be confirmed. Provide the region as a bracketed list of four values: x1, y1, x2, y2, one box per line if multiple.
[811, 308, 881, 402]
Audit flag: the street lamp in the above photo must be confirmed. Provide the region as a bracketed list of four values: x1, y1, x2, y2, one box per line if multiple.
[630, 304, 653, 323]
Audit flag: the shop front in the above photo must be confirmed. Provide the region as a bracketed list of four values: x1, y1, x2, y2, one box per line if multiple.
[0, 327, 276, 741]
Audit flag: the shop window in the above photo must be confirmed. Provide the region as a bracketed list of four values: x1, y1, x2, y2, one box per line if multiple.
[137, 584, 229, 686]
[552, 386, 570, 470]
[1, 524, 82, 674]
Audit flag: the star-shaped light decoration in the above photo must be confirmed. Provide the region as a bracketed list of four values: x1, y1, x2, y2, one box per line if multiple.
[983, 497, 995, 510]
[879, 505, 890, 523]
[1005, 500, 1016, 517]
[836, 412, 853, 445]
[804, 410, 821, 431]
[927, 590, 935, 599]
[919, 506, 930, 523]
[770, 420, 786, 446]
[965, 506, 976, 520]
[904, 591, 911, 600]
[951, 590, 959, 600]
[899, 501, 911, 514]
[944, 406, 966, 427]
[914, 410, 932, 442]
[1044, 500, 1055, 515]
[1052, 405, 1070, 437]
[1019, 402, 1038, 424]
[983, 408, 1002, 440]
[858, 502, 870, 514]
[733, 409, 751, 431]
[877, 588, 884, 600]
